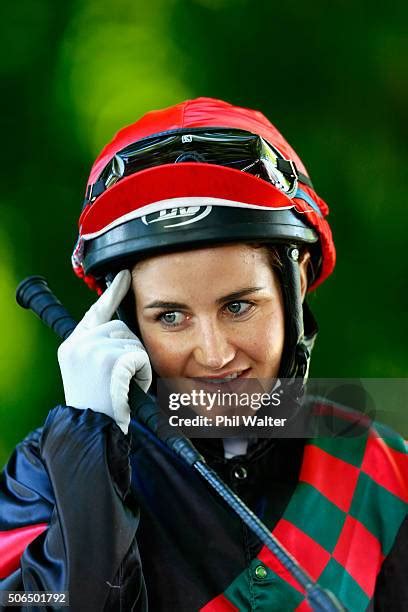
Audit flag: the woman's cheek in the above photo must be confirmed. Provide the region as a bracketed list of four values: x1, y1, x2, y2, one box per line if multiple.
[243, 314, 284, 358]
[255, 319, 285, 367]
[143, 331, 187, 377]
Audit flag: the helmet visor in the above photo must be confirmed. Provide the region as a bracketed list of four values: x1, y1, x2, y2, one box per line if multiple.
[87, 128, 313, 204]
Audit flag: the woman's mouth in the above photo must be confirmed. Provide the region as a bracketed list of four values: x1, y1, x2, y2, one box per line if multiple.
[192, 368, 252, 384]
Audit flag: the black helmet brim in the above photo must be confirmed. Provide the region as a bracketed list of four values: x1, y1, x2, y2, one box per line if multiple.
[83, 206, 318, 278]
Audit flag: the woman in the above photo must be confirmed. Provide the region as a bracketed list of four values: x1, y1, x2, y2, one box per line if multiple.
[0, 98, 406, 611]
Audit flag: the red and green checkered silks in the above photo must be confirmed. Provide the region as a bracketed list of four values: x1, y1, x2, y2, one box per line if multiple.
[201, 410, 408, 612]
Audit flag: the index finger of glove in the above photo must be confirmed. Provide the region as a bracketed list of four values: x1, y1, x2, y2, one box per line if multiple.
[79, 270, 132, 329]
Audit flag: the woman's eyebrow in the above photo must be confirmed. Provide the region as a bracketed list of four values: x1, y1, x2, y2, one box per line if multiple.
[145, 300, 189, 310]
[144, 287, 265, 310]
[216, 286, 264, 304]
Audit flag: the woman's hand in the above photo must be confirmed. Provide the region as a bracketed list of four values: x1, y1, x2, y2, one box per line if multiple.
[57, 270, 152, 434]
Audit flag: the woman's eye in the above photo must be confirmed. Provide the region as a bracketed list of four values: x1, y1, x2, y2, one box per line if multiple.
[225, 301, 253, 317]
[158, 311, 185, 327]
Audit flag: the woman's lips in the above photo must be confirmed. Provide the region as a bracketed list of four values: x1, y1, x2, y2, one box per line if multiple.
[189, 368, 252, 387]
[191, 368, 251, 383]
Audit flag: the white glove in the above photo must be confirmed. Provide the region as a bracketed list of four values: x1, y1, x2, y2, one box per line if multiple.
[57, 270, 152, 434]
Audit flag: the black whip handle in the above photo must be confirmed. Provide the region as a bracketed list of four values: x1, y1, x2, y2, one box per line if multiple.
[16, 276, 78, 340]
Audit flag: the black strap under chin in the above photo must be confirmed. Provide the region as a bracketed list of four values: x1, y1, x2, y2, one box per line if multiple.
[277, 246, 317, 393]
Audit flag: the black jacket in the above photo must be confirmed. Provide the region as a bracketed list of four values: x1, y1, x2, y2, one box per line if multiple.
[0, 405, 407, 611]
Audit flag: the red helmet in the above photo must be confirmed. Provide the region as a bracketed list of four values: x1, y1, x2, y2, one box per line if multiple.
[72, 97, 335, 295]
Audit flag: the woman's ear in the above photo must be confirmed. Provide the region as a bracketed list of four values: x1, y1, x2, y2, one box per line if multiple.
[299, 251, 311, 302]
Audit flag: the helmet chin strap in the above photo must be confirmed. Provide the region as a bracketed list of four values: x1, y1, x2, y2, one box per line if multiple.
[277, 246, 318, 395]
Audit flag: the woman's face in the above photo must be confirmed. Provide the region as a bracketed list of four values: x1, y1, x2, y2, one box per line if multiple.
[131, 244, 307, 383]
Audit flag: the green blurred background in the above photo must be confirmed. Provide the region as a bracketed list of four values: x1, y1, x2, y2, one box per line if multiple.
[1, 0, 407, 465]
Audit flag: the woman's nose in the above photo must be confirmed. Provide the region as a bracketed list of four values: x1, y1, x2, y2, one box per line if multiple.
[192, 321, 236, 370]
